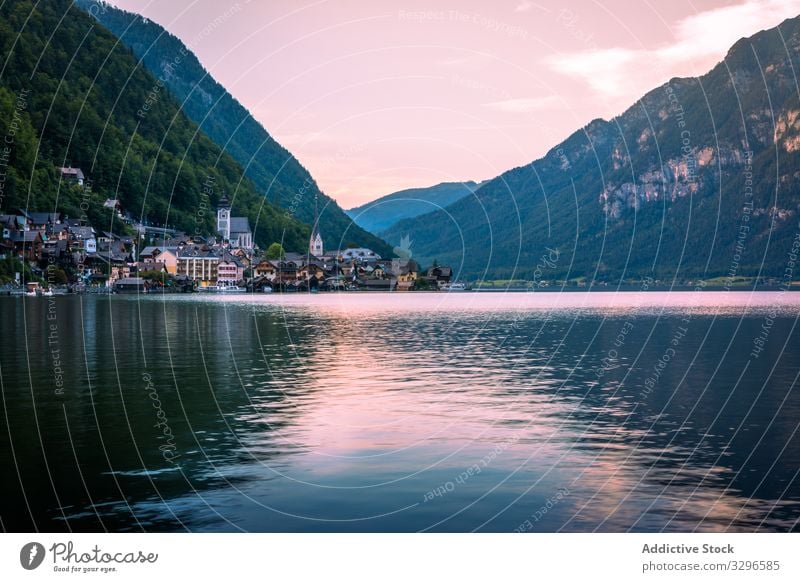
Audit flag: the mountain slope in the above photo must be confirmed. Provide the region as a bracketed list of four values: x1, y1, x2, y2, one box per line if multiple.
[384, 16, 800, 282]
[346, 181, 484, 235]
[0, 0, 309, 250]
[76, 0, 393, 257]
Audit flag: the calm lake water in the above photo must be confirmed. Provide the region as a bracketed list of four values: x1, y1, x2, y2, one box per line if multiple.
[1, 291, 799, 532]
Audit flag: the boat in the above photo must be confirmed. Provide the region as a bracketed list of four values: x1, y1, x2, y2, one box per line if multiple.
[198, 284, 246, 293]
[262, 286, 273, 293]
[443, 282, 469, 291]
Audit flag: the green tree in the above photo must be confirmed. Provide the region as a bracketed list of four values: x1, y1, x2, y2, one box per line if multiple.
[140, 270, 167, 283]
[265, 242, 285, 260]
[47, 266, 68, 285]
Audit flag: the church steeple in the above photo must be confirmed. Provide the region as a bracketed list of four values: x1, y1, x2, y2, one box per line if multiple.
[309, 192, 323, 257]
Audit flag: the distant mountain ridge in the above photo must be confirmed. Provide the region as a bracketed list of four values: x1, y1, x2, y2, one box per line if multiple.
[346, 181, 484, 235]
[76, 0, 394, 257]
[383, 15, 800, 281]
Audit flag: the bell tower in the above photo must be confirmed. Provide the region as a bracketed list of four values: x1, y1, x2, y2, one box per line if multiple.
[217, 194, 231, 240]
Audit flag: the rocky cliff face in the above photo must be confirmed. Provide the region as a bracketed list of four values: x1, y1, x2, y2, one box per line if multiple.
[600, 146, 748, 219]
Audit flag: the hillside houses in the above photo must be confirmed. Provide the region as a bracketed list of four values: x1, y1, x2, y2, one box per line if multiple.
[0, 193, 441, 293]
[58, 166, 85, 186]
[9, 230, 43, 262]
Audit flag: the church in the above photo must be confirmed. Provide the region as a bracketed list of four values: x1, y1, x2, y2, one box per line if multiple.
[308, 193, 324, 258]
[309, 224, 323, 258]
[216, 195, 253, 250]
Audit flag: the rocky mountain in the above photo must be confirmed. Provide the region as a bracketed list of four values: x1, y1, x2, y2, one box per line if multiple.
[383, 16, 800, 282]
[76, 0, 393, 257]
[0, 0, 310, 249]
[346, 181, 484, 235]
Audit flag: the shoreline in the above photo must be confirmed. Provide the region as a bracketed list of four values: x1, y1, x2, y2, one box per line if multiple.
[5, 288, 799, 300]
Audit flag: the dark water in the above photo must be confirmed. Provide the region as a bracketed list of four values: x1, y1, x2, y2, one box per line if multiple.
[1, 292, 800, 532]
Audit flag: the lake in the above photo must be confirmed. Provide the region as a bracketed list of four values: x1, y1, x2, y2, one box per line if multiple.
[1, 291, 799, 532]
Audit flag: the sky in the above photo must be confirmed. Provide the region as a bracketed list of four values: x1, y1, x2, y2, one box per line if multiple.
[105, 0, 800, 208]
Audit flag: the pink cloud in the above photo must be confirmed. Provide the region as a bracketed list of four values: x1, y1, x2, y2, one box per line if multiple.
[547, 0, 800, 98]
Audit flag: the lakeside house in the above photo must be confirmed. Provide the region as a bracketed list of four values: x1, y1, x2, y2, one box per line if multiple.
[176, 246, 220, 288]
[424, 266, 452, 289]
[217, 252, 246, 286]
[114, 277, 145, 293]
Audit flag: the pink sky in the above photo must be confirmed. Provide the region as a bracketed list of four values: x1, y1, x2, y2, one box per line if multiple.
[107, 0, 800, 208]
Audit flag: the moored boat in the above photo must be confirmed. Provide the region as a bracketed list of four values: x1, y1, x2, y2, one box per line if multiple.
[443, 282, 469, 291]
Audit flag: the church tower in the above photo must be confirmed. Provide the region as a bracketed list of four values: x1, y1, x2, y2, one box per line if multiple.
[309, 228, 323, 257]
[309, 193, 323, 257]
[217, 194, 231, 240]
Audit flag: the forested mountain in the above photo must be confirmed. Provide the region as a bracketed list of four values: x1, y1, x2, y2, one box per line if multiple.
[346, 181, 484, 235]
[0, 0, 311, 250]
[76, 0, 393, 257]
[384, 16, 800, 282]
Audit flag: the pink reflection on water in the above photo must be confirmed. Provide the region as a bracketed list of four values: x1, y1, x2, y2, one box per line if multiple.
[200, 290, 800, 315]
[173, 290, 800, 528]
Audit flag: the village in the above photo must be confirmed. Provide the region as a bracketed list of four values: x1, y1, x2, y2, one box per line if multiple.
[0, 167, 457, 295]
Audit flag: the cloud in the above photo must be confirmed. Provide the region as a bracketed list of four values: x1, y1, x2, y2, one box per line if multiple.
[483, 96, 559, 112]
[546, 0, 800, 98]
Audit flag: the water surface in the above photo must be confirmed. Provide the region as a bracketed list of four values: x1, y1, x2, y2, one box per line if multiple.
[1, 291, 799, 532]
